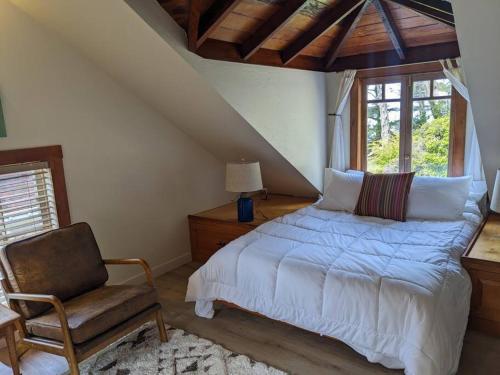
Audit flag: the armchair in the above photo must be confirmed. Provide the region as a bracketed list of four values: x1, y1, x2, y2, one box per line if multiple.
[0, 223, 167, 375]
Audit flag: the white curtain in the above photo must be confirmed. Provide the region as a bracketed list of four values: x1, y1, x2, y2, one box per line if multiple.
[440, 59, 485, 181]
[329, 70, 356, 170]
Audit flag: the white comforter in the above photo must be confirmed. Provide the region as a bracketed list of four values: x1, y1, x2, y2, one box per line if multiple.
[186, 204, 481, 375]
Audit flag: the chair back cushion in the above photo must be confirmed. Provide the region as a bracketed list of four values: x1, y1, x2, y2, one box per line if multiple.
[0, 223, 109, 319]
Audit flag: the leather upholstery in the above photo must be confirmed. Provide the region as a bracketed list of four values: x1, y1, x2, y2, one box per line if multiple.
[26, 285, 158, 344]
[73, 304, 162, 359]
[0, 223, 108, 319]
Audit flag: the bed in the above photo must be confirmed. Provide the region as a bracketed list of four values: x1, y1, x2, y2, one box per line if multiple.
[186, 201, 482, 375]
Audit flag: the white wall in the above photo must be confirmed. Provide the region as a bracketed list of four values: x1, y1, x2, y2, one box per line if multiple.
[0, 0, 230, 283]
[452, 0, 500, 193]
[191, 61, 327, 192]
[11, 0, 318, 197]
[125, 0, 327, 192]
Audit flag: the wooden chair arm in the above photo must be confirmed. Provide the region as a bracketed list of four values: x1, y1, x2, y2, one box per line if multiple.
[103, 258, 154, 287]
[7, 293, 62, 305]
[6, 292, 74, 346]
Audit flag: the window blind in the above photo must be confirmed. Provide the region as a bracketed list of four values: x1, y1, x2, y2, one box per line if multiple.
[0, 162, 59, 246]
[0, 162, 60, 305]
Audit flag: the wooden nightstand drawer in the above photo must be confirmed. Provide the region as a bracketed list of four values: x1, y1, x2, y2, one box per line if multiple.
[462, 213, 500, 337]
[188, 218, 252, 262]
[188, 195, 316, 263]
[467, 268, 500, 335]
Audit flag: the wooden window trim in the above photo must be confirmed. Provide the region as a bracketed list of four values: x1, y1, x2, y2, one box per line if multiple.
[350, 66, 466, 176]
[450, 90, 466, 176]
[356, 62, 444, 79]
[0, 145, 71, 226]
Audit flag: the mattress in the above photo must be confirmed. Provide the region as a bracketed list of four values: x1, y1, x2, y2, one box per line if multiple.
[186, 203, 482, 375]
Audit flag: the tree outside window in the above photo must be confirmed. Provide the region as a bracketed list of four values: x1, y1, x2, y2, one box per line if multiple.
[364, 74, 453, 177]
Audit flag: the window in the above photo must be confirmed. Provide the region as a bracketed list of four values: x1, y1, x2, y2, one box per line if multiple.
[365, 80, 402, 173]
[351, 65, 466, 177]
[0, 162, 59, 245]
[411, 76, 452, 176]
[0, 146, 70, 304]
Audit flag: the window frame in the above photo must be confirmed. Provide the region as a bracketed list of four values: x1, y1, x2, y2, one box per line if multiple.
[350, 63, 466, 177]
[0, 146, 71, 227]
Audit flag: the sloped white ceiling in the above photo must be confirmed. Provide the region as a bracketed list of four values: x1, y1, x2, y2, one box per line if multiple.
[449, 0, 500, 193]
[9, 0, 319, 197]
[125, 0, 327, 195]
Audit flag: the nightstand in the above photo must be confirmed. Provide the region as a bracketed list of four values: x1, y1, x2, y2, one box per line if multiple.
[462, 213, 500, 336]
[188, 194, 316, 262]
[0, 304, 21, 375]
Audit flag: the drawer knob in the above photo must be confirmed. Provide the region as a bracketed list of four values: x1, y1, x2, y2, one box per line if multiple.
[217, 241, 227, 247]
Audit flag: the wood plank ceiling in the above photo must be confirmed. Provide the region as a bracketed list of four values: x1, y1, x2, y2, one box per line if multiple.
[158, 0, 459, 71]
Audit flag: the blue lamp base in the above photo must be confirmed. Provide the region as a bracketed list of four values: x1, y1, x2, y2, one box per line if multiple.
[237, 196, 254, 222]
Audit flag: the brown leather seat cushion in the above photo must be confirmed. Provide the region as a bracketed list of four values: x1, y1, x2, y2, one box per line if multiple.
[73, 304, 161, 358]
[26, 285, 158, 344]
[1, 223, 109, 319]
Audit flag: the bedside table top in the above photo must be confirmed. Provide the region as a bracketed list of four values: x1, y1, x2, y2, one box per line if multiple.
[465, 214, 500, 263]
[190, 194, 316, 226]
[0, 304, 20, 330]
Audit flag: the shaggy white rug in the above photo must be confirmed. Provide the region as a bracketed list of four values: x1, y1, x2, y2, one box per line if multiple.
[76, 324, 287, 375]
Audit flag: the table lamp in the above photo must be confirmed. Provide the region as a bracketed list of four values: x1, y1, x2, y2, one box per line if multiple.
[226, 161, 263, 222]
[490, 169, 500, 213]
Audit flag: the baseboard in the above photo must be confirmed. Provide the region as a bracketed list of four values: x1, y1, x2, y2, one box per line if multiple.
[118, 253, 192, 285]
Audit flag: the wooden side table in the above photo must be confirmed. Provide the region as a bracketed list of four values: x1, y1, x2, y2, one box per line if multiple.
[462, 213, 500, 336]
[188, 194, 316, 262]
[0, 304, 21, 375]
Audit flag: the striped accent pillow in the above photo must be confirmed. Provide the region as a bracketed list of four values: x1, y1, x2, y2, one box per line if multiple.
[355, 172, 415, 222]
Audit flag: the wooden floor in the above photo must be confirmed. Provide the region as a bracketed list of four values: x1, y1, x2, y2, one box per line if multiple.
[1, 262, 499, 374]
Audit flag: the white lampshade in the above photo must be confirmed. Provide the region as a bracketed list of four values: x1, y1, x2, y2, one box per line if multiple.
[490, 169, 500, 213]
[225, 161, 263, 193]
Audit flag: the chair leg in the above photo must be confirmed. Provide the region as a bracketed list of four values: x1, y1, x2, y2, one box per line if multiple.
[15, 342, 29, 360]
[65, 345, 80, 375]
[14, 321, 29, 360]
[155, 310, 168, 342]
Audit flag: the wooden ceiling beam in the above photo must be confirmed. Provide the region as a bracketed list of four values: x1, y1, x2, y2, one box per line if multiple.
[197, 0, 242, 49]
[196, 39, 460, 73]
[328, 41, 460, 71]
[388, 0, 454, 27]
[373, 0, 406, 60]
[324, 0, 372, 70]
[413, 0, 453, 14]
[281, 0, 366, 65]
[187, 0, 203, 52]
[240, 0, 307, 60]
[197, 39, 325, 71]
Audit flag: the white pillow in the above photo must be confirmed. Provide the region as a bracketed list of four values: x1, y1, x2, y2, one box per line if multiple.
[322, 169, 471, 219]
[406, 176, 472, 220]
[346, 169, 364, 175]
[469, 180, 488, 203]
[317, 169, 363, 212]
